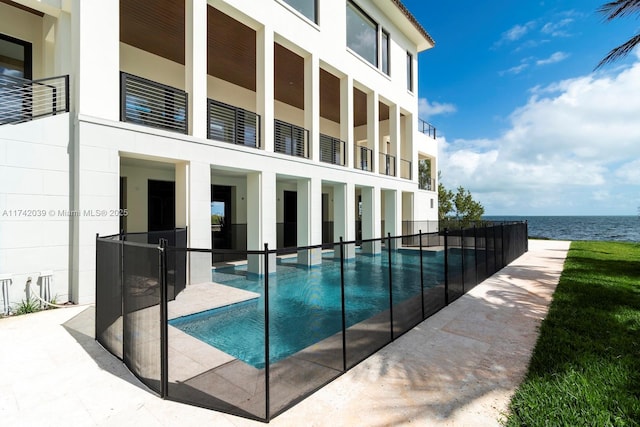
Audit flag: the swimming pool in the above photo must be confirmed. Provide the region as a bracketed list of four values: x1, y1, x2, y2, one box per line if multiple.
[169, 248, 445, 368]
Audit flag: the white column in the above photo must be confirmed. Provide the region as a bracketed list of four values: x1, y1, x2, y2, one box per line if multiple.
[383, 189, 402, 248]
[340, 76, 354, 169]
[402, 191, 414, 232]
[176, 161, 211, 284]
[305, 53, 320, 161]
[247, 171, 277, 274]
[73, 0, 119, 120]
[175, 162, 189, 229]
[333, 182, 356, 258]
[389, 104, 400, 177]
[297, 177, 322, 265]
[361, 185, 381, 254]
[257, 26, 275, 152]
[407, 113, 418, 184]
[366, 90, 379, 174]
[186, 0, 208, 138]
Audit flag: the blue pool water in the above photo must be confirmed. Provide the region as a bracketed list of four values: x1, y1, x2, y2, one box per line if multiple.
[169, 249, 445, 368]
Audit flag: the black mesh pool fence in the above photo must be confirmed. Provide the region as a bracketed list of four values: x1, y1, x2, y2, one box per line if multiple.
[96, 222, 528, 422]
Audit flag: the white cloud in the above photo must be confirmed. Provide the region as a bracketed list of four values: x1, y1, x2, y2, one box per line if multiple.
[500, 62, 529, 76]
[540, 18, 574, 37]
[536, 51, 569, 66]
[418, 98, 456, 119]
[494, 21, 537, 47]
[438, 58, 640, 215]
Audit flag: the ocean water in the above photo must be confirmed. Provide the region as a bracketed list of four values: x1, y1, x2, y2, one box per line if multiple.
[484, 216, 640, 242]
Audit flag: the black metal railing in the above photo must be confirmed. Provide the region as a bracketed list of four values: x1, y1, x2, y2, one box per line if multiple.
[0, 74, 69, 125]
[419, 175, 433, 191]
[320, 134, 346, 166]
[354, 145, 373, 172]
[379, 152, 396, 176]
[96, 222, 528, 423]
[274, 119, 309, 158]
[207, 99, 260, 148]
[400, 159, 412, 180]
[120, 72, 188, 134]
[418, 118, 436, 139]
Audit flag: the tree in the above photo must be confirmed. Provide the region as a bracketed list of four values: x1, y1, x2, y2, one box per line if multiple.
[596, 0, 640, 69]
[438, 176, 485, 227]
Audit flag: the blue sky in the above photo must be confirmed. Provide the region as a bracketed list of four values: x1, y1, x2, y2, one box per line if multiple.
[404, 0, 640, 216]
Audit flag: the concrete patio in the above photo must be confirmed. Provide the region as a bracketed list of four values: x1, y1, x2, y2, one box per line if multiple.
[0, 239, 570, 426]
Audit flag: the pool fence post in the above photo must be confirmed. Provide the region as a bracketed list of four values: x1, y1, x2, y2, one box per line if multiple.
[94, 233, 99, 343]
[339, 237, 347, 372]
[387, 233, 394, 341]
[444, 228, 449, 305]
[159, 238, 168, 399]
[419, 230, 425, 320]
[474, 225, 478, 287]
[460, 227, 465, 295]
[263, 242, 270, 422]
[501, 223, 505, 269]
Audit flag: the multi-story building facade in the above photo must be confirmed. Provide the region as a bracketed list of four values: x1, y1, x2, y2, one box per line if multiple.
[0, 0, 438, 307]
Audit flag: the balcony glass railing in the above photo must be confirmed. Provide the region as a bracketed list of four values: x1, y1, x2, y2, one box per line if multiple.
[354, 145, 373, 172]
[419, 176, 433, 191]
[0, 74, 69, 125]
[418, 118, 436, 139]
[120, 72, 188, 134]
[379, 152, 396, 176]
[207, 99, 260, 148]
[274, 119, 309, 158]
[319, 134, 346, 166]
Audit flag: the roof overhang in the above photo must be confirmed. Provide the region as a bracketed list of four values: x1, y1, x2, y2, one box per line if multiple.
[372, 0, 435, 52]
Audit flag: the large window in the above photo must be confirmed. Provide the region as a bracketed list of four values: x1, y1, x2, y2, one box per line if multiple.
[346, 1, 391, 75]
[407, 51, 413, 92]
[381, 30, 390, 75]
[346, 1, 378, 67]
[282, 0, 317, 23]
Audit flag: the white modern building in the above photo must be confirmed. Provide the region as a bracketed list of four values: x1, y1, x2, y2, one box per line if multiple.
[0, 0, 438, 308]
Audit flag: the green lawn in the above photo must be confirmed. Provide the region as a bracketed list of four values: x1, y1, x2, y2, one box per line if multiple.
[505, 241, 640, 426]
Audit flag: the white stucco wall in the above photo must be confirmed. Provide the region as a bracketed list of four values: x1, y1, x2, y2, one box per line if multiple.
[0, 114, 72, 305]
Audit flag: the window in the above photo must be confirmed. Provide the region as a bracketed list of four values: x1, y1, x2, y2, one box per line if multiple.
[346, 1, 377, 66]
[407, 52, 413, 92]
[381, 30, 390, 75]
[346, 2, 392, 74]
[282, 0, 317, 23]
[0, 33, 32, 79]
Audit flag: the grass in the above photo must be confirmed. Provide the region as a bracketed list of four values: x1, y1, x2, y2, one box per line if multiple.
[505, 241, 640, 426]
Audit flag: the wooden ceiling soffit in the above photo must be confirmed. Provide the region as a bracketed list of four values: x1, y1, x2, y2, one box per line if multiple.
[120, 0, 185, 65]
[274, 43, 304, 110]
[320, 69, 340, 123]
[208, 6, 256, 91]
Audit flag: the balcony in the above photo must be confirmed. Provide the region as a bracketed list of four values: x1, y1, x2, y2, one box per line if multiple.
[120, 72, 188, 134]
[419, 176, 433, 191]
[319, 134, 346, 166]
[207, 99, 260, 148]
[354, 145, 373, 172]
[379, 152, 396, 176]
[400, 159, 412, 180]
[0, 74, 69, 125]
[418, 118, 436, 139]
[274, 119, 309, 158]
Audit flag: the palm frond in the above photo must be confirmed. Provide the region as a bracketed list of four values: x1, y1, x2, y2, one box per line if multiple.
[595, 33, 640, 69]
[598, 0, 640, 20]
